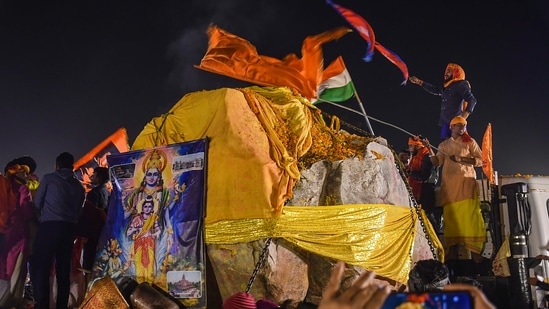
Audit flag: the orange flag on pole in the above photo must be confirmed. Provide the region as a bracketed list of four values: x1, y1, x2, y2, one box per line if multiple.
[74, 127, 129, 191]
[196, 24, 351, 100]
[481, 123, 494, 184]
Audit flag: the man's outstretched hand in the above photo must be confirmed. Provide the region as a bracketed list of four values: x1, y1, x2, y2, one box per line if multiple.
[318, 261, 391, 309]
[408, 76, 422, 85]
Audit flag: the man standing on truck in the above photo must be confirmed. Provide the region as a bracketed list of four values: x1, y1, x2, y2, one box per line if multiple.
[422, 116, 486, 265]
[409, 63, 478, 140]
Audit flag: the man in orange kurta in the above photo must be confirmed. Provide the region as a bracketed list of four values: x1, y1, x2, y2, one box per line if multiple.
[423, 116, 486, 263]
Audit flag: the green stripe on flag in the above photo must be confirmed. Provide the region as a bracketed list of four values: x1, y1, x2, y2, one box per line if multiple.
[318, 82, 355, 103]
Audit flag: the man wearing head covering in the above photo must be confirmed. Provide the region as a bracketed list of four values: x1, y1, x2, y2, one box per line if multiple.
[422, 116, 486, 268]
[409, 63, 478, 139]
[408, 259, 450, 292]
[0, 162, 37, 308]
[407, 136, 439, 233]
[407, 136, 432, 200]
[398, 149, 411, 170]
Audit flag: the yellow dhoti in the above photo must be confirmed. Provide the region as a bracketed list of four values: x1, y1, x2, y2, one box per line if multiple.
[443, 196, 486, 254]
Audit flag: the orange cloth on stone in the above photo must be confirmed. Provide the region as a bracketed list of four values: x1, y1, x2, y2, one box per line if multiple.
[196, 25, 351, 100]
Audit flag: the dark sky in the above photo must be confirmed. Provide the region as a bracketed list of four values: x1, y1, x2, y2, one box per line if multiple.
[1, 0, 548, 177]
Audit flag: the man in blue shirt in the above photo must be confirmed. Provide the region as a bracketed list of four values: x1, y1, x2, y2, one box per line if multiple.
[31, 152, 85, 309]
[409, 63, 478, 140]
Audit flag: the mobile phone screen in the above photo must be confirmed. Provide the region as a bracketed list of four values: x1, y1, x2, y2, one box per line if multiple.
[381, 291, 473, 309]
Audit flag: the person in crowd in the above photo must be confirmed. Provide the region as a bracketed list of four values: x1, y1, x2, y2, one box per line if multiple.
[31, 152, 85, 309]
[4, 155, 40, 196]
[407, 259, 450, 292]
[75, 166, 110, 285]
[75, 200, 107, 284]
[409, 63, 477, 140]
[0, 162, 37, 308]
[422, 116, 486, 264]
[407, 136, 433, 200]
[317, 261, 391, 309]
[407, 136, 440, 233]
[398, 149, 410, 170]
[86, 166, 110, 211]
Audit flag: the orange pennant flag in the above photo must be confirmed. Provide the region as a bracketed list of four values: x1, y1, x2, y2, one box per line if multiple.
[481, 123, 494, 184]
[195, 24, 351, 100]
[74, 127, 129, 191]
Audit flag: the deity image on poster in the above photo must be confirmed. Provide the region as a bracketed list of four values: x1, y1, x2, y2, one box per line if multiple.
[91, 139, 207, 308]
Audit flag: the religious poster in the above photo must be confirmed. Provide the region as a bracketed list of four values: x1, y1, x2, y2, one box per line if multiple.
[92, 139, 208, 308]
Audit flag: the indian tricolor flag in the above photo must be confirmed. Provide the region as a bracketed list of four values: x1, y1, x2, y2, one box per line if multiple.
[315, 56, 356, 103]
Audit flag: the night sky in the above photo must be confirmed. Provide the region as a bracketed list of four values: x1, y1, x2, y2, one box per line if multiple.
[1, 0, 548, 177]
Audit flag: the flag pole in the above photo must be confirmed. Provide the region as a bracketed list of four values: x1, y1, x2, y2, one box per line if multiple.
[353, 89, 374, 136]
[316, 98, 415, 136]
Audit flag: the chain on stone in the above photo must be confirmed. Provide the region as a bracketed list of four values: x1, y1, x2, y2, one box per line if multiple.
[322, 111, 436, 259]
[394, 155, 438, 260]
[242, 113, 434, 293]
[245, 237, 273, 293]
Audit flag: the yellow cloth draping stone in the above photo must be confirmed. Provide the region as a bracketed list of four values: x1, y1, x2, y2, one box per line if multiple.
[132, 87, 316, 224]
[205, 204, 440, 284]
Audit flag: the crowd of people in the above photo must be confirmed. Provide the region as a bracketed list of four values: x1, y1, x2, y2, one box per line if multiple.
[0, 153, 109, 309]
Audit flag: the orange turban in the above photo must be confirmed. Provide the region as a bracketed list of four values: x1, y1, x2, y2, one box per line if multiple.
[450, 116, 467, 127]
[5, 164, 30, 177]
[408, 136, 423, 147]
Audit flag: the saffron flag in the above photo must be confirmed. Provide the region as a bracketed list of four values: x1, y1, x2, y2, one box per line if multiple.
[481, 123, 494, 184]
[327, 0, 409, 84]
[315, 56, 355, 103]
[196, 24, 351, 100]
[74, 127, 129, 191]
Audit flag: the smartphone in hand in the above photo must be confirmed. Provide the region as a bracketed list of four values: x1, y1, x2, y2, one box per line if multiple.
[381, 290, 473, 309]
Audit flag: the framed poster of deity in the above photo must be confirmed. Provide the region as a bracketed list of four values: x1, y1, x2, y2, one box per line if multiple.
[92, 138, 208, 308]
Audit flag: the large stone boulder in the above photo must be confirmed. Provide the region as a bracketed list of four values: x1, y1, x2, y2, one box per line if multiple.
[207, 139, 438, 306]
